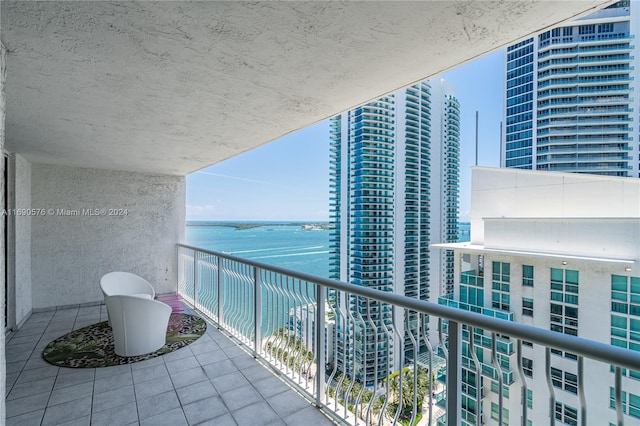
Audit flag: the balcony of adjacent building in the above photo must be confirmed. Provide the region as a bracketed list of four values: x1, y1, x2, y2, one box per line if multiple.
[537, 115, 633, 129]
[537, 124, 633, 136]
[537, 105, 635, 119]
[536, 153, 633, 165]
[538, 31, 634, 51]
[540, 163, 633, 173]
[538, 53, 635, 73]
[538, 75, 635, 90]
[538, 63, 635, 81]
[537, 84, 633, 101]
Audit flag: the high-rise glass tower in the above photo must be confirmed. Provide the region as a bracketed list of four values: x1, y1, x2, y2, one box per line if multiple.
[329, 79, 460, 385]
[503, 0, 640, 177]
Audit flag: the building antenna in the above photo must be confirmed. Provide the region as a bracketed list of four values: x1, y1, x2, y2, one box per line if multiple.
[475, 111, 479, 166]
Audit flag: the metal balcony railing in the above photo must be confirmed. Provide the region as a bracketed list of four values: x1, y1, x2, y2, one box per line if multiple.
[177, 244, 640, 426]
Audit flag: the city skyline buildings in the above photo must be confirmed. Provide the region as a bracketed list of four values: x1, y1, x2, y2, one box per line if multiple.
[328, 79, 460, 384]
[502, 0, 640, 177]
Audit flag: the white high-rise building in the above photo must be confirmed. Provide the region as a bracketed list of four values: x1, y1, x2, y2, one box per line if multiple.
[434, 167, 640, 425]
[503, 0, 640, 177]
[329, 79, 460, 385]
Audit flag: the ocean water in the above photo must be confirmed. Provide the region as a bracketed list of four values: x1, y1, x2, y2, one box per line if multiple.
[458, 222, 470, 242]
[185, 221, 470, 278]
[185, 223, 331, 278]
[186, 222, 469, 335]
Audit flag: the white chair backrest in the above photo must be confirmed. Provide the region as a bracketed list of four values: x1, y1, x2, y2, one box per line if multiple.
[100, 271, 155, 299]
[105, 295, 172, 357]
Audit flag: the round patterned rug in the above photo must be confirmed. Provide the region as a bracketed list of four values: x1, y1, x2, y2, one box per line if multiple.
[42, 313, 207, 368]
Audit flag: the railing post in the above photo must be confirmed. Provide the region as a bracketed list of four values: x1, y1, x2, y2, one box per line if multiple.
[546, 347, 556, 426]
[577, 356, 586, 426]
[176, 246, 180, 295]
[615, 366, 623, 426]
[254, 267, 262, 357]
[447, 320, 461, 426]
[315, 285, 326, 407]
[193, 249, 199, 308]
[491, 332, 504, 425]
[517, 339, 528, 426]
[217, 256, 224, 326]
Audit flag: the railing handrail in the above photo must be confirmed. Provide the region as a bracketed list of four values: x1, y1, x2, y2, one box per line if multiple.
[177, 243, 640, 372]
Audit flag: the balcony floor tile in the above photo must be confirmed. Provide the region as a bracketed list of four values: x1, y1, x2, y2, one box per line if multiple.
[5, 303, 335, 426]
[169, 366, 208, 389]
[176, 379, 218, 406]
[5, 408, 45, 426]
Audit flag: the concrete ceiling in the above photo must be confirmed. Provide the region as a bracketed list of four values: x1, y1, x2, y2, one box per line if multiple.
[1, 1, 612, 176]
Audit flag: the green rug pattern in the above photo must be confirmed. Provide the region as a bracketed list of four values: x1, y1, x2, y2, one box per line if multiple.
[42, 313, 207, 368]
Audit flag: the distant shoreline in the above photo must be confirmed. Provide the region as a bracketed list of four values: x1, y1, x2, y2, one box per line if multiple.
[186, 221, 331, 231]
[186, 221, 470, 231]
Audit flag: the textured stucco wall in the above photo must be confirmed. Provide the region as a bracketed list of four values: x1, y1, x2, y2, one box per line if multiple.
[12, 154, 31, 324]
[31, 165, 185, 308]
[1, 40, 7, 424]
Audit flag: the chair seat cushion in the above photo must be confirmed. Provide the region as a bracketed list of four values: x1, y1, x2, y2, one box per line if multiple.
[131, 293, 153, 299]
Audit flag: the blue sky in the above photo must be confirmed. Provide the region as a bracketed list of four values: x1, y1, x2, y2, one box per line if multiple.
[187, 50, 504, 222]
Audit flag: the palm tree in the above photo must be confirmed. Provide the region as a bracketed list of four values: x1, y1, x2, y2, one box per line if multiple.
[385, 366, 432, 424]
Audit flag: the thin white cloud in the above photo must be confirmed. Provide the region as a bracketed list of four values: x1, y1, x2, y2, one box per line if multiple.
[196, 171, 283, 187]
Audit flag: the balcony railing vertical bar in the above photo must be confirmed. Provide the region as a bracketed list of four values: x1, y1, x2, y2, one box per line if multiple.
[546, 347, 556, 426]
[244, 262, 256, 343]
[446, 320, 461, 426]
[217, 255, 223, 325]
[517, 339, 528, 426]
[577, 356, 586, 426]
[419, 314, 434, 426]
[296, 280, 314, 389]
[344, 293, 358, 422]
[325, 295, 340, 408]
[352, 307, 367, 425]
[294, 278, 307, 385]
[283, 276, 295, 377]
[253, 267, 262, 356]
[193, 250, 199, 309]
[491, 331, 504, 425]
[261, 270, 278, 366]
[468, 327, 481, 426]
[365, 299, 380, 425]
[299, 280, 315, 389]
[283, 275, 296, 378]
[224, 261, 240, 339]
[437, 316, 448, 426]
[176, 245, 181, 294]
[615, 366, 623, 426]
[177, 244, 640, 426]
[390, 308, 403, 426]
[315, 284, 326, 408]
[378, 302, 396, 424]
[406, 311, 419, 426]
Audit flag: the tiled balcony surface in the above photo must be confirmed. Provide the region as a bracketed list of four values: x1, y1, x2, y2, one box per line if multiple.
[5, 304, 335, 426]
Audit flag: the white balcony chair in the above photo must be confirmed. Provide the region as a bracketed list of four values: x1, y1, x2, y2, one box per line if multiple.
[105, 295, 172, 357]
[100, 271, 156, 300]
